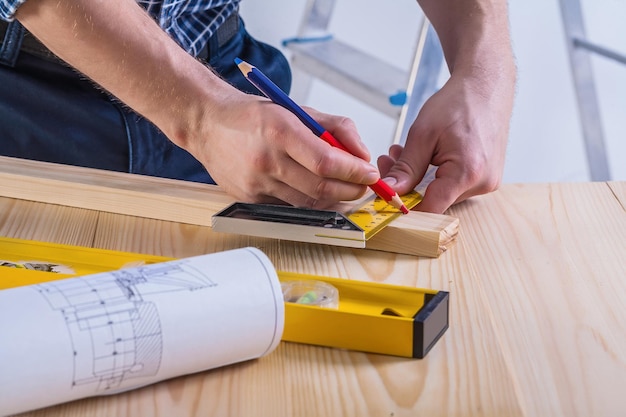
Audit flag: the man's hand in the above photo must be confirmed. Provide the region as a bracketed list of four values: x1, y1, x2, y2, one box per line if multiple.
[378, 67, 514, 214]
[187, 92, 379, 208]
[378, 0, 516, 214]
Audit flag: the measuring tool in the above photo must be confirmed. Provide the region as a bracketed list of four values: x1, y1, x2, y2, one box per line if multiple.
[0, 236, 449, 359]
[280, 272, 448, 359]
[212, 191, 423, 248]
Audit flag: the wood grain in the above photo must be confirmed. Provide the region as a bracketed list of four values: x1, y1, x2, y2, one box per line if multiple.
[13, 196, 519, 417]
[0, 196, 98, 246]
[366, 210, 459, 257]
[0, 156, 234, 226]
[448, 183, 626, 416]
[4, 172, 626, 416]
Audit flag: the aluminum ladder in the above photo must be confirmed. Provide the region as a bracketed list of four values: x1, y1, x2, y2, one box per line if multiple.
[559, 0, 625, 181]
[283, 0, 444, 147]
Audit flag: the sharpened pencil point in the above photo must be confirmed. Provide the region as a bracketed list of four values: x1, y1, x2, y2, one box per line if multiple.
[389, 194, 409, 214]
[234, 57, 243, 65]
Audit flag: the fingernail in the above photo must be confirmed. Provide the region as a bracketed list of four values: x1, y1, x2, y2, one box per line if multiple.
[364, 171, 380, 184]
[383, 177, 397, 186]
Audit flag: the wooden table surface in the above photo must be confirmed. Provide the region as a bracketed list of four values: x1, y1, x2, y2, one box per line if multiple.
[2, 179, 625, 417]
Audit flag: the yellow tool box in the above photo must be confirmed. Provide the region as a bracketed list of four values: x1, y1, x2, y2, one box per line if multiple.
[0, 236, 448, 358]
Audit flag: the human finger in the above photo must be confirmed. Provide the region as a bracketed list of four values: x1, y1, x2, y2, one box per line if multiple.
[306, 109, 371, 162]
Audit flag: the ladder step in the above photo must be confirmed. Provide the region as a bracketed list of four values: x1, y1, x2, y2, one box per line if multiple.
[286, 38, 408, 117]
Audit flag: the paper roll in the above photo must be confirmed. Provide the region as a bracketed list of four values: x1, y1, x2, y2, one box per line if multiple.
[0, 247, 284, 416]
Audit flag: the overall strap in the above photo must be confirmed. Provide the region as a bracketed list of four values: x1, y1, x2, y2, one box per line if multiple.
[0, 20, 25, 67]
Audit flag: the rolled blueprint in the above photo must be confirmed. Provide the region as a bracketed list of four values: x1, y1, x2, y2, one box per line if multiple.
[0, 247, 284, 416]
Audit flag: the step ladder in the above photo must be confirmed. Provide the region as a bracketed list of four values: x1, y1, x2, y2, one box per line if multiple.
[283, 0, 444, 147]
[559, 0, 625, 181]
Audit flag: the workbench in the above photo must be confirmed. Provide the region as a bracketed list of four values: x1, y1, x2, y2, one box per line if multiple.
[2, 158, 625, 417]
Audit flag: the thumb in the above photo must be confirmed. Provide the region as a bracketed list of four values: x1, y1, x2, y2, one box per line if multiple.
[379, 159, 430, 198]
[413, 177, 458, 214]
[377, 143, 404, 177]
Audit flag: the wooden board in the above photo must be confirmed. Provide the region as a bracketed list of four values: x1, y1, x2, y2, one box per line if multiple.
[0, 156, 233, 225]
[0, 156, 457, 257]
[4, 181, 626, 416]
[447, 183, 626, 416]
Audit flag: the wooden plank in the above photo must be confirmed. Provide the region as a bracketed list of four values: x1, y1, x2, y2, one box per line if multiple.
[448, 183, 626, 416]
[366, 210, 458, 257]
[0, 196, 98, 246]
[8, 181, 626, 416]
[0, 156, 233, 226]
[0, 156, 457, 257]
[87, 205, 520, 417]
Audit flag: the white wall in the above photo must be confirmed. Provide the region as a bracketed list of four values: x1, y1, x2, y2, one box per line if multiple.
[240, 0, 625, 183]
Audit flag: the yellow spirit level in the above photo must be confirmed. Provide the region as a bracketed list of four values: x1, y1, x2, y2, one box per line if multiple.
[0, 236, 448, 358]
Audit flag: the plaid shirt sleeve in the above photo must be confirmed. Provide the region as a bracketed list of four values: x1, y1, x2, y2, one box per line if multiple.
[138, 0, 241, 56]
[0, 0, 27, 21]
[2, 0, 240, 58]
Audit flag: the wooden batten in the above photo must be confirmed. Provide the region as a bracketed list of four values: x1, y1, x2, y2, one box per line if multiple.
[0, 156, 233, 226]
[365, 211, 459, 257]
[0, 156, 458, 257]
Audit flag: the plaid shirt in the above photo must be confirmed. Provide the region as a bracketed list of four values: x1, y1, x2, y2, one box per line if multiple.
[0, 0, 240, 56]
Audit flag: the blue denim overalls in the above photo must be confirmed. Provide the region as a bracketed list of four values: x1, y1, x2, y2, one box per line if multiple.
[0, 16, 291, 184]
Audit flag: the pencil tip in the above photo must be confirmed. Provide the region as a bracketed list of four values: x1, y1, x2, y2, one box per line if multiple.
[388, 194, 409, 214]
[234, 57, 243, 65]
